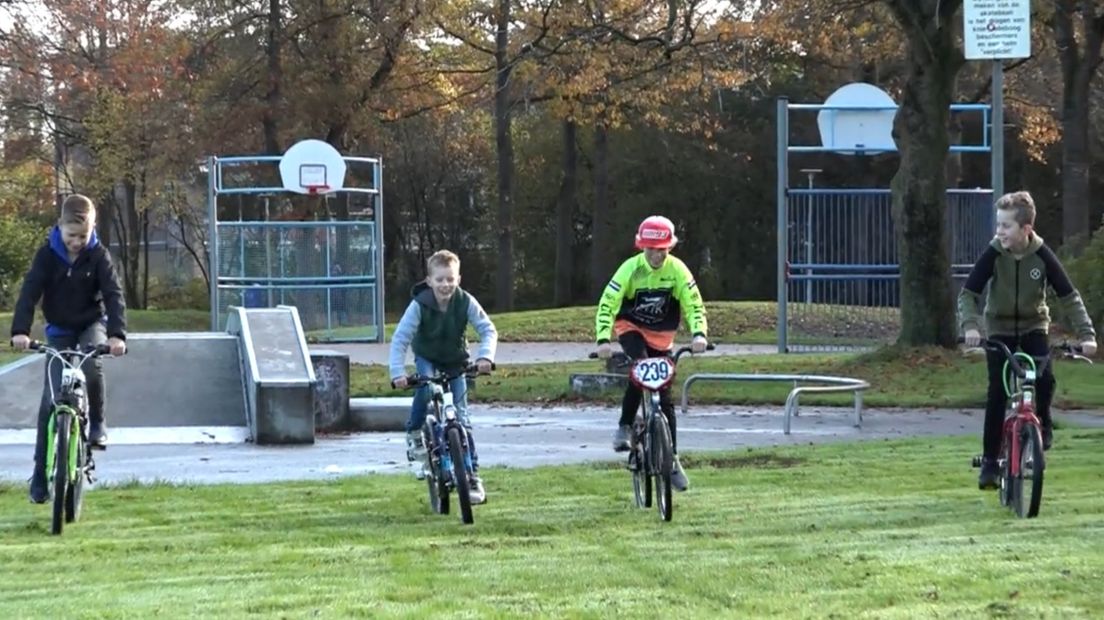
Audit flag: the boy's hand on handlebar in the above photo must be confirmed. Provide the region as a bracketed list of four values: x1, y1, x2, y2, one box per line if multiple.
[475, 358, 493, 374]
[10, 335, 30, 350]
[596, 342, 612, 359]
[963, 329, 982, 348]
[107, 337, 126, 357]
[691, 335, 708, 354]
[392, 376, 409, 389]
[1080, 340, 1097, 357]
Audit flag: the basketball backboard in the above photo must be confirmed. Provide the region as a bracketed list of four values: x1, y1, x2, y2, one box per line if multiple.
[279, 139, 347, 194]
[816, 83, 897, 155]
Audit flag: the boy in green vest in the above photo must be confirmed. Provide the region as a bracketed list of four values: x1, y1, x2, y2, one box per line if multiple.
[390, 250, 497, 503]
[959, 191, 1097, 490]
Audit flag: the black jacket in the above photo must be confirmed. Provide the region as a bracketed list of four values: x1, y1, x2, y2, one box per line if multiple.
[10, 227, 127, 340]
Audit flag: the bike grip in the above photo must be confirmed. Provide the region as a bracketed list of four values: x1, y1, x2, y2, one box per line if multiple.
[588, 352, 598, 359]
[28, 340, 42, 350]
[706, 342, 716, 351]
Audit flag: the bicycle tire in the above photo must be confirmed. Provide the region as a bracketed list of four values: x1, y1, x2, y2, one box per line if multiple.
[651, 412, 674, 522]
[446, 426, 474, 525]
[52, 414, 70, 535]
[1015, 424, 1046, 518]
[65, 419, 86, 523]
[422, 419, 448, 515]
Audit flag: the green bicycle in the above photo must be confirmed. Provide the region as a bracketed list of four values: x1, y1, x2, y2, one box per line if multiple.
[30, 341, 113, 535]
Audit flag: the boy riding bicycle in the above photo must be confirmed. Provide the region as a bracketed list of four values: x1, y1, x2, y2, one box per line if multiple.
[389, 250, 497, 504]
[958, 191, 1096, 489]
[595, 215, 708, 492]
[9, 194, 127, 504]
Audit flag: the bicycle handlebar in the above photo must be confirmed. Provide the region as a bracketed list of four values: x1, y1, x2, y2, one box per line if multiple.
[959, 337, 1093, 379]
[391, 362, 496, 390]
[587, 342, 716, 365]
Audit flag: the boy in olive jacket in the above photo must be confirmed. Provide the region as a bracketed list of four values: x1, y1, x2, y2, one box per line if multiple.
[959, 191, 1096, 490]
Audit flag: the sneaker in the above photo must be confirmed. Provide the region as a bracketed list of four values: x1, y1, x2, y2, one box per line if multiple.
[405, 430, 425, 462]
[469, 475, 487, 505]
[671, 455, 689, 492]
[89, 420, 108, 447]
[1042, 425, 1053, 451]
[978, 458, 999, 490]
[612, 425, 631, 452]
[28, 468, 49, 504]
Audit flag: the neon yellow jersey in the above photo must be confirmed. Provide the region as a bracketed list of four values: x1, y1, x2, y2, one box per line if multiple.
[595, 253, 707, 343]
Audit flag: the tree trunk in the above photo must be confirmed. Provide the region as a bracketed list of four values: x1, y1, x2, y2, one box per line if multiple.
[493, 0, 515, 310]
[554, 118, 577, 306]
[262, 0, 282, 155]
[120, 179, 142, 308]
[590, 122, 611, 299]
[1053, 1, 1104, 244]
[887, 0, 964, 347]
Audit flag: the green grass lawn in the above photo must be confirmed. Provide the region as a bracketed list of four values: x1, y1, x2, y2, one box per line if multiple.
[1, 433, 1102, 617]
[355, 346, 1104, 409]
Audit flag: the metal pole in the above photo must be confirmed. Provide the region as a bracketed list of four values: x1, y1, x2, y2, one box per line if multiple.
[776, 97, 789, 354]
[374, 158, 386, 344]
[206, 156, 219, 331]
[264, 196, 273, 307]
[800, 169, 820, 304]
[991, 60, 1004, 201]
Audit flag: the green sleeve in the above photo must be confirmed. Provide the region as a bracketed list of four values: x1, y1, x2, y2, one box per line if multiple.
[957, 287, 984, 334]
[595, 258, 635, 343]
[677, 263, 707, 336]
[1056, 290, 1097, 341]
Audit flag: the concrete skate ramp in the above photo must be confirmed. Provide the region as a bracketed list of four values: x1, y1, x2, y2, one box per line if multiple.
[0, 333, 246, 429]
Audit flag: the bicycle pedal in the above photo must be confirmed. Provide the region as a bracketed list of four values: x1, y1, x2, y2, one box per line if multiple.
[91, 443, 107, 451]
[971, 456, 982, 468]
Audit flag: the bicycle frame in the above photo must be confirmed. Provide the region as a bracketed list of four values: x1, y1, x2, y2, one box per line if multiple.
[422, 379, 473, 484]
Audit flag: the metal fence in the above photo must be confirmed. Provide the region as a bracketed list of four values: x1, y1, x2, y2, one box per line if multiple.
[206, 152, 385, 342]
[215, 221, 381, 341]
[782, 189, 993, 351]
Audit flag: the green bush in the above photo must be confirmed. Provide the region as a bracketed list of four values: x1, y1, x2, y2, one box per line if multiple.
[1062, 222, 1104, 338]
[147, 277, 210, 310]
[0, 216, 46, 310]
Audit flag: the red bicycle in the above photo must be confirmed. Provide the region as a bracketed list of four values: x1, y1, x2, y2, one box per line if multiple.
[969, 339, 1092, 518]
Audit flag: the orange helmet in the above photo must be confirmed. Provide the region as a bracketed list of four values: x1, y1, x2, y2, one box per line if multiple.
[634, 215, 678, 250]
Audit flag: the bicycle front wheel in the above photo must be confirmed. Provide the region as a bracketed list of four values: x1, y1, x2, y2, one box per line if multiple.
[650, 413, 674, 522]
[1014, 424, 1046, 518]
[446, 426, 474, 525]
[422, 420, 448, 515]
[65, 419, 87, 523]
[52, 414, 70, 535]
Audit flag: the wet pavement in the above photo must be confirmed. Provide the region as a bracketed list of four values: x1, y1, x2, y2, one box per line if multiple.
[2, 404, 1100, 486]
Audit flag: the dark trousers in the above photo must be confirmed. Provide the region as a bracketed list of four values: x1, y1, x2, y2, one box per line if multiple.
[33, 324, 107, 471]
[983, 331, 1055, 460]
[617, 331, 679, 453]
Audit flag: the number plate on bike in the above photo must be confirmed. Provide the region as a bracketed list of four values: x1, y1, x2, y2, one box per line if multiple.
[630, 357, 676, 390]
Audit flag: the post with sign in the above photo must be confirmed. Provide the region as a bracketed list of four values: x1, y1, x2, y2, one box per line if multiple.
[963, 0, 1031, 201]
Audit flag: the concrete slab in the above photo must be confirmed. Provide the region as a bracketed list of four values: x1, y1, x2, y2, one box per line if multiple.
[0, 333, 247, 429]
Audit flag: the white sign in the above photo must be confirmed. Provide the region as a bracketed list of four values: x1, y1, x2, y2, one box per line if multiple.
[964, 0, 1031, 60]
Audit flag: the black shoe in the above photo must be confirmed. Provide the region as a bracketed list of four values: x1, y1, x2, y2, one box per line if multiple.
[89, 420, 108, 447]
[29, 468, 49, 504]
[978, 458, 999, 490]
[1042, 426, 1053, 451]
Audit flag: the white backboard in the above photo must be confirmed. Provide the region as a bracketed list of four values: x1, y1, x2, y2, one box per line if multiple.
[964, 0, 1031, 60]
[279, 139, 347, 194]
[816, 83, 896, 155]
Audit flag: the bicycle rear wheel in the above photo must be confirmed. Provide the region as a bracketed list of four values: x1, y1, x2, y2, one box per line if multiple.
[52, 414, 70, 535]
[650, 413, 674, 522]
[1014, 424, 1046, 518]
[65, 420, 87, 523]
[446, 426, 474, 525]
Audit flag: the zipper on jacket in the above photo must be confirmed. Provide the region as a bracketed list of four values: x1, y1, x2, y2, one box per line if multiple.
[1014, 261, 1019, 337]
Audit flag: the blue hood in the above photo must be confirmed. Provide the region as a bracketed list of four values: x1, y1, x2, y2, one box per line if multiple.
[45, 226, 103, 338]
[48, 225, 100, 266]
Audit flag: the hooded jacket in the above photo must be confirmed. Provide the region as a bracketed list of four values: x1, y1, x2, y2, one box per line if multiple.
[958, 234, 1095, 340]
[10, 226, 127, 340]
[388, 282, 497, 379]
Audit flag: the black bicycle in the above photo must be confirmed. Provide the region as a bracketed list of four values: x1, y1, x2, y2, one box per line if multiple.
[395, 364, 490, 525]
[591, 343, 712, 521]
